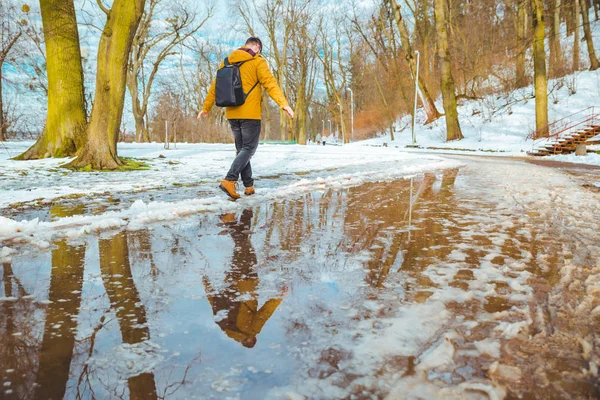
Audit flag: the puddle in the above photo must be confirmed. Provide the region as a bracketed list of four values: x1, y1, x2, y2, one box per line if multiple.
[1, 163, 599, 399]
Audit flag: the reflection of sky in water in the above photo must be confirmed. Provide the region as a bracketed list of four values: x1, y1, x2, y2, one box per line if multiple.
[3, 163, 600, 398]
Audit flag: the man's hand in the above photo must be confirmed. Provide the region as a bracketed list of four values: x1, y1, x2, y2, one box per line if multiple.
[197, 111, 208, 119]
[283, 106, 294, 119]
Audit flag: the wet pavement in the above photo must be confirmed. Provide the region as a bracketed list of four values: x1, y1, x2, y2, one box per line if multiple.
[2, 156, 600, 399]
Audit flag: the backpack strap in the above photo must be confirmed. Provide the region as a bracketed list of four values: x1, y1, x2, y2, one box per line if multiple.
[245, 80, 260, 98]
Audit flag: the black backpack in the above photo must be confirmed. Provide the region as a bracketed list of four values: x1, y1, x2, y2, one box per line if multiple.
[215, 57, 259, 107]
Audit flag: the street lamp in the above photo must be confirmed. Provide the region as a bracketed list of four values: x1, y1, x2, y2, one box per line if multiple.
[322, 119, 325, 137]
[412, 50, 420, 145]
[346, 87, 354, 142]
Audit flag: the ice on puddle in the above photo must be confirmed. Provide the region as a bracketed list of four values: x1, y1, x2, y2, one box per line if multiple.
[0, 246, 16, 262]
[417, 334, 456, 371]
[474, 339, 501, 358]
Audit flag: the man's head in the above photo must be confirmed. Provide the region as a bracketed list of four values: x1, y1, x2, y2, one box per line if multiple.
[245, 37, 263, 54]
[241, 336, 257, 348]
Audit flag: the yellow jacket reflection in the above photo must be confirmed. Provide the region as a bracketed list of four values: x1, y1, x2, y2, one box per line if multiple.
[205, 210, 283, 348]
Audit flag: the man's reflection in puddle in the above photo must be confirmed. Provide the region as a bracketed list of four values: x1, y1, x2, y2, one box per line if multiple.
[204, 209, 284, 348]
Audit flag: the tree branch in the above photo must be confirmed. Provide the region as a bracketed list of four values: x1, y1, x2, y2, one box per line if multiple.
[96, 0, 110, 16]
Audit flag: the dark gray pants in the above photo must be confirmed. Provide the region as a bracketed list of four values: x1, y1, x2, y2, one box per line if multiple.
[225, 119, 261, 187]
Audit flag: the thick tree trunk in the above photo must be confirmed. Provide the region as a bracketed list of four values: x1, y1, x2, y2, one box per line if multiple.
[388, 0, 442, 124]
[16, 0, 86, 160]
[574, 0, 581, 71]
[532, 0, 549, 138]
[516, 1, 529, 87]
[550, 0, 564, 77]
[434, 0, 463, 141]
[581, 0, 600, 70]
[67, 0, 146, 169]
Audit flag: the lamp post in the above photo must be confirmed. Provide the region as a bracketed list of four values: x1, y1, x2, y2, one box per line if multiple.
[328, 119, 332, 140]
[322, 119, 325, 137]
[412, 50, 420, 145]
[346, 87, 354, 142]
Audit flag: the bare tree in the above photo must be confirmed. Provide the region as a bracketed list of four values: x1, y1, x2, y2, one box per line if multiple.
[532, 0, 548, 137]
[127, 0, 213, 142]
[17, 0, 87, 160]
[287, 1, 319, 144]
[515, 0, 529, 87]
[67, 0, 146, 170]
[0, 2, 28, 142]
[574, 0, 581, 71]
[434, 0, 463, 141]
[580, 0, 600, 70]
[387, 0, 442, 123]
[549, 0, 565, 77]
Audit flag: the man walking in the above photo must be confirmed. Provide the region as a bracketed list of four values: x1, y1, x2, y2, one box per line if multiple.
[198, 37, 294, 199]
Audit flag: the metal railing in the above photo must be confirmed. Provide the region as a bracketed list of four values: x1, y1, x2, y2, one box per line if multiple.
[529, 106, 600, 154]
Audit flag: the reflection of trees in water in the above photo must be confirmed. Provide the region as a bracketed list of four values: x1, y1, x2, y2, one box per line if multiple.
[339, 170, 462, 291]
[33, 239, 86, 400]
[1, 263, 38, 399]
[99, 232, 158, 400]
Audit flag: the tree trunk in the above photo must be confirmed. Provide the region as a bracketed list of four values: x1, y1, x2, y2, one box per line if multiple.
[581, 0, 600, 70]
[66, 0, 146, 169]
[374, 71, 395, 141]
[574, 0, 581, 71]
[516, 0, 529, 87]
[434, 0, 463, 141]
[16, 0, 87, 160]
[127, 71, 149, 142]
[388, 0, 442, 124]
[263, 92, 271, 140]
[550, 0, 564, 77]
[566, 0, 575, 36]
[532, 0, 549, 138]
[0, 69, 4, 142]
[295, 89, 307, 144]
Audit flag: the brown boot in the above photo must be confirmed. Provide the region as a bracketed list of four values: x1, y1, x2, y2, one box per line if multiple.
[219, 213, 236, 224]
[244, 186, 255, 196]
[219, 180, 240, 199]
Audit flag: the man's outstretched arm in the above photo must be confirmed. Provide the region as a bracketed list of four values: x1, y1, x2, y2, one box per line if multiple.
[256, 59, 294, 119]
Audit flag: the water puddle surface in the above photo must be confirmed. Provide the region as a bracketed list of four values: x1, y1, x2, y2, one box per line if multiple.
[2, 158, 600, 399]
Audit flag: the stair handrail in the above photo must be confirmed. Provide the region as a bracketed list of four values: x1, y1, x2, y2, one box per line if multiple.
[529, 106, 600, 153]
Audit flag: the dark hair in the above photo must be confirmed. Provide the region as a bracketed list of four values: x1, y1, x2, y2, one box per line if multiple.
[245, 37, 263, 52]
[241, 336, 257, 348]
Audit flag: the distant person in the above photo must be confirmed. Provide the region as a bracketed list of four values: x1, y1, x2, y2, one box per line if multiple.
[198, 37, 294, 199]
[322, 135, 327, 146]
[204, 209, 285, 348]
[316, 133, 322, 145]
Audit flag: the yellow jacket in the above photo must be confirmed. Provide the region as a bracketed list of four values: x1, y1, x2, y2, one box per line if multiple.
[202, 47, 289, 120]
